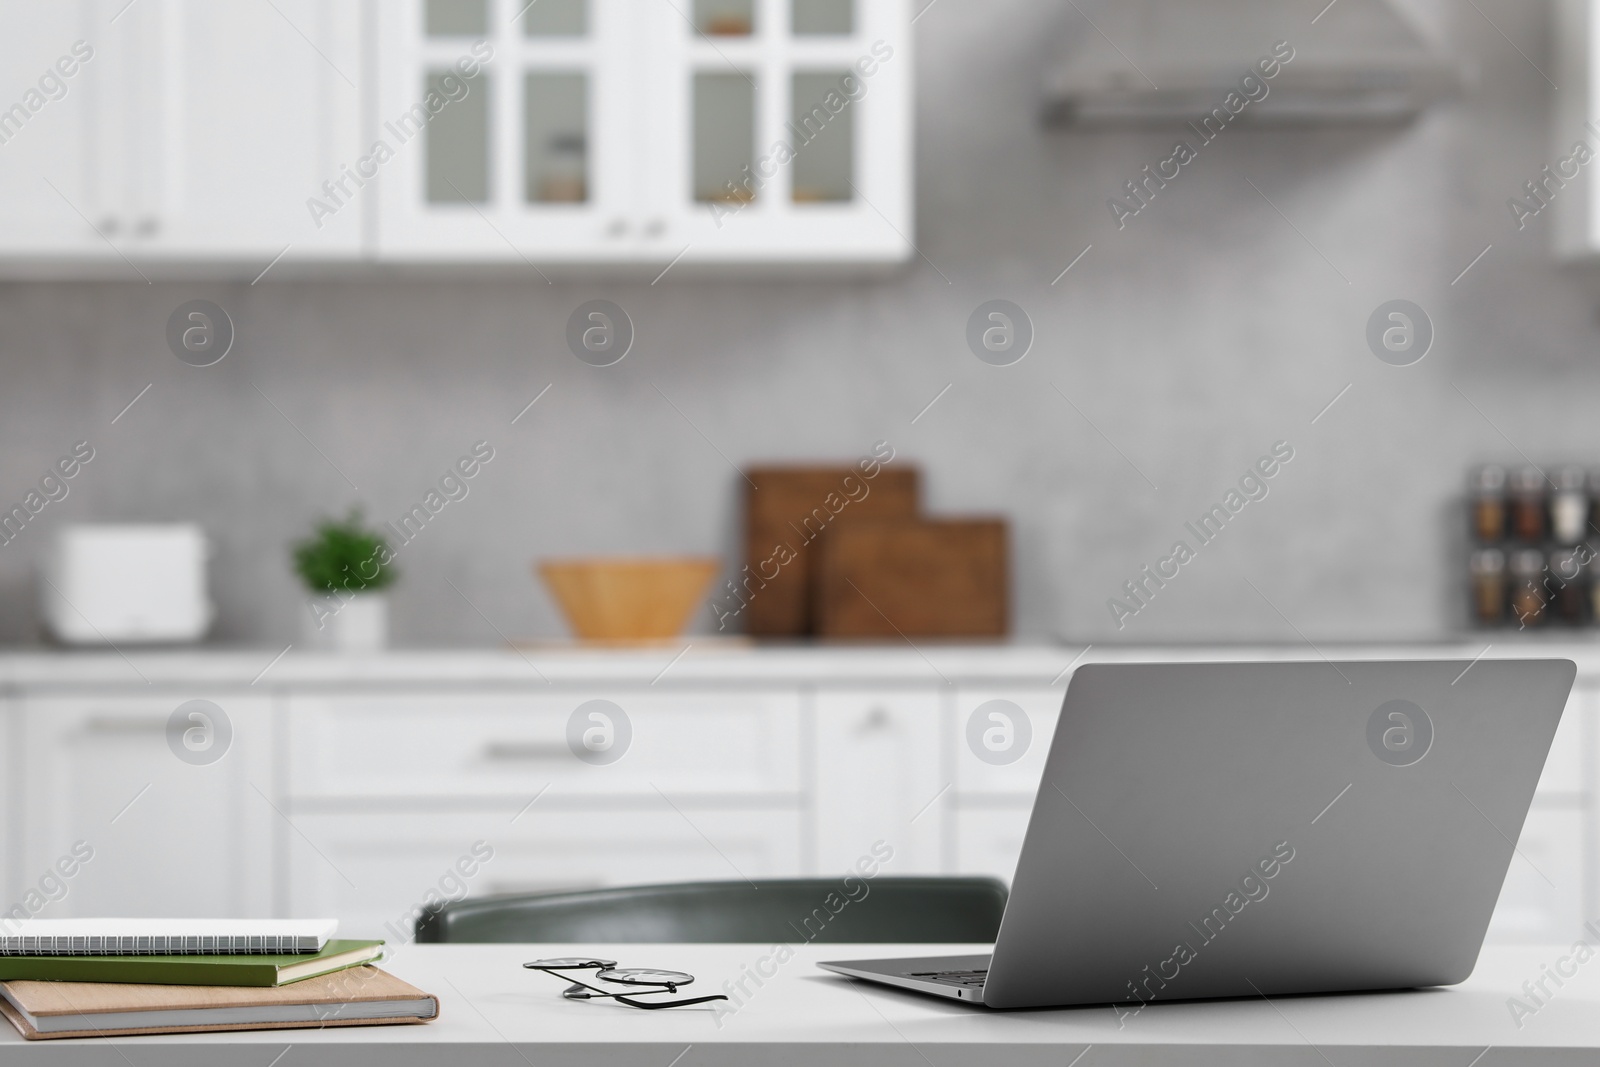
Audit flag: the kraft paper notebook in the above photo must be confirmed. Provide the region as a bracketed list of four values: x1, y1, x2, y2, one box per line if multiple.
[0, 965, 437, 1040]
[0, 940, 383, 987]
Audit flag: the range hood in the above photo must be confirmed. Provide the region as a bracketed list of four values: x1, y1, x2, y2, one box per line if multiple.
[1043, 0, 1460, 126]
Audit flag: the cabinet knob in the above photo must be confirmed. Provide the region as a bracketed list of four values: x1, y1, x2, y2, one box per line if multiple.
[83, 716, 166, 735]
[860, 706, 892, 732]
[605, 218, 629, 238]
[97, 217, 120, 236]
[135, 216, 160, 237]
[483, 741, 570, 762]
[643, 218, 666, 238]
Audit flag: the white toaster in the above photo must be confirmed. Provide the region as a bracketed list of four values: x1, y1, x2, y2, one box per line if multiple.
[41, 524, 215, 644]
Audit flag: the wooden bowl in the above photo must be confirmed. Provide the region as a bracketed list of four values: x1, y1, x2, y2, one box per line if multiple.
[538, 557, 722, 643]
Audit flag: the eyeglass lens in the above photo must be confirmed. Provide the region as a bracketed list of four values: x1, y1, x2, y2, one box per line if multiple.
[596, 968, 695, 987]
[524, 958, 618, 970]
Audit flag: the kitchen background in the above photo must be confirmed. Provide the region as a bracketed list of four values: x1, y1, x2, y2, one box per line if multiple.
[0, 0, 1586, 646]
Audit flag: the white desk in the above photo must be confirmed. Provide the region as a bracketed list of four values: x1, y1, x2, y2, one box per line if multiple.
[1, 943, 1598, 1065]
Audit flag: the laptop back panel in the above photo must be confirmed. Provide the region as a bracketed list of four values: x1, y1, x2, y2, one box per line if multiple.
[982, 659, 1576, 1010]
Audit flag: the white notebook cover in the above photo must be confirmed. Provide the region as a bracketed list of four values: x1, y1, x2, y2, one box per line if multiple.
[0, 919, 338, 956]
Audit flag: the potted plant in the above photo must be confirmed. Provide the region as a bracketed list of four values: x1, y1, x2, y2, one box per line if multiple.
[291, 511, 397, 652]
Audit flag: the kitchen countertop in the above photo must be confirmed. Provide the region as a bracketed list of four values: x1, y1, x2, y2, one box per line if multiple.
[0, 641, 1593, 688]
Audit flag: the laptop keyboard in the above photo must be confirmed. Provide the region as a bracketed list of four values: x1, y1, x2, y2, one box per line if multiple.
[907, 968, 988, 987]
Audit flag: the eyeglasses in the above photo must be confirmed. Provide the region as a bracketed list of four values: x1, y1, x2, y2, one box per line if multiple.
[524, 957, 729, 1010]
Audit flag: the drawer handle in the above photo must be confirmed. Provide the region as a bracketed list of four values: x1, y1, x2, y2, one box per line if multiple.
[84, 717, 167, 735]
[482, 742, 570, 762]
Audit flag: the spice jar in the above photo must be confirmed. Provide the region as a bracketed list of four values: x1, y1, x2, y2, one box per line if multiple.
[1510, 466, 1547, 543]
[537, 133, 587, 203]
[1470, 465, 1507, 543]
[1551, 466, 1589, 545]
[1510, 548, 1548, 627]
[1468, 548, 1506, 624]
[1550, 547, 1588, 624]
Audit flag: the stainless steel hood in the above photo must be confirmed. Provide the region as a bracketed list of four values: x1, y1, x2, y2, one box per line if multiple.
[1043, 0, 1460, 126]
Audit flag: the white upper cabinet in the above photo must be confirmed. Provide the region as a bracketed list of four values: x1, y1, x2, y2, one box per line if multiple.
[1554, 0, 1600, 259]
[131, 0, 365, 262]
[646, 0, 914, 266]
[0, 1, 364, 270]
[0, 0, 911, 271]
[0, 5, 101, 258]
[374, 0, 638, 262]
[374, 0, 914, 268]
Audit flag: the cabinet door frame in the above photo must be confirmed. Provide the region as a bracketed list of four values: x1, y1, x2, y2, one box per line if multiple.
[810, 685, 944, 875]
[134, 0, 366, 261]
[0, 0, 366, 271]
[0, 4, 110, 261]
[643, 0, 914, 266]
[373, 0, 640, 261]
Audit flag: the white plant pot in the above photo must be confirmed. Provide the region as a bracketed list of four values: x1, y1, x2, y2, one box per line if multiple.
[303, 592, 388, 652]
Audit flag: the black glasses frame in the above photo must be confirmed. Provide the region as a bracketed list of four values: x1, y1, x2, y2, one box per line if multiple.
[523, 957, 729, 1010]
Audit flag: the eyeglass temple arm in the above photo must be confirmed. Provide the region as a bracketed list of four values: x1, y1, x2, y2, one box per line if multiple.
[531, 967, 729, 1009]
[614, 993, 729, 1010]
[534, 970, 619, 999]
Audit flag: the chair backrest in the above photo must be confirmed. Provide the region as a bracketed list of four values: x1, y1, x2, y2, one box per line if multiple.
[416, 877, 1008, 944]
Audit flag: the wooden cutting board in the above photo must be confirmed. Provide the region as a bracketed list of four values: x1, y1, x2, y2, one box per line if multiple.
[738, 466, 920, 636]
[813, 519, 1008, 639]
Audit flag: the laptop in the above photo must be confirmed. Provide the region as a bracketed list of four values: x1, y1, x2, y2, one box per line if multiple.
[820, 659, 1576, 1010]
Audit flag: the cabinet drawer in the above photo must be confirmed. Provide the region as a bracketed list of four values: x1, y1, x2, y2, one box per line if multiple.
[952, 687, 1063, 798]
[289, 689, 802, 799]
[285, 809, 804, 939]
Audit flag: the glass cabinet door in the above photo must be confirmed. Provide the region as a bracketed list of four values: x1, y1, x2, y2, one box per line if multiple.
[377, 0, 635, 260]
[375, 0, 912, 265]
[644, 0, 912, 265]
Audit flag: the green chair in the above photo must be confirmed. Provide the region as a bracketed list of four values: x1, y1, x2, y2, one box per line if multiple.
[415, 877, 1008, 944]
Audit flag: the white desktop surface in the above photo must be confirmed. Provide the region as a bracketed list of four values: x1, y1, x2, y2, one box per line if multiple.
[0, 942, 1595, 1065]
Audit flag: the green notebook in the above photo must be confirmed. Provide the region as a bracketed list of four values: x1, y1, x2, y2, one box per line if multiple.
[0, 940, 383, 988]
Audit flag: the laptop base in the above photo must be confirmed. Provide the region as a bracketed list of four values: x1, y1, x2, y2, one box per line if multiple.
[817, 954, 992, 1004]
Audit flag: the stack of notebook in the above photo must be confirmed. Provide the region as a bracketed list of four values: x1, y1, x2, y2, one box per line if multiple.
[0, 920, 437, 1040]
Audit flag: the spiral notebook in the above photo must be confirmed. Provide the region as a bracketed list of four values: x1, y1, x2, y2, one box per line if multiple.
[0, 919, 338, 957]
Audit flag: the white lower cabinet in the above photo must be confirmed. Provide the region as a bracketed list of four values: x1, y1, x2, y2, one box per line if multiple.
[1485, 685, 1596, 944]
[289, 688, 803, 799]
[811, 688, 943, 875]
[286, 809, 800, 940]
[285, 809, 804, 940]
[8, 665, 1596, 946]
[953, 807, 1033, 883]
[951, 686, 1064, 798]
[946, 686, 1061, 885]
[16, 692, 276, 919]
[1487, 807, 1587, 943]
[285, 685, 808, 937]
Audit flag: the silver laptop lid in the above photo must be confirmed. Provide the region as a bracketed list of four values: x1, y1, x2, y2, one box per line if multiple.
[983, 659, 1576, 1010]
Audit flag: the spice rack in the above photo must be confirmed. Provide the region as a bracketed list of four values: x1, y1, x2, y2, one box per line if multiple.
[1468, 465, 1597, 628]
